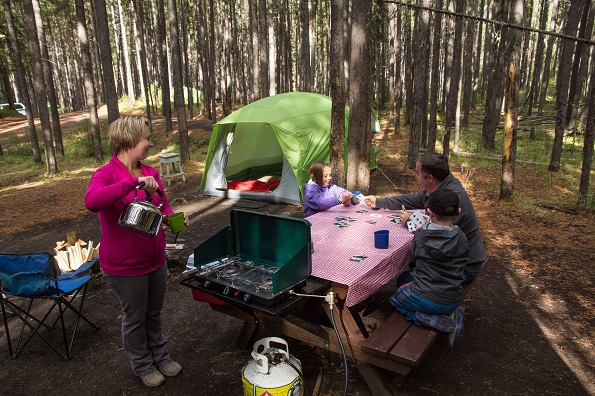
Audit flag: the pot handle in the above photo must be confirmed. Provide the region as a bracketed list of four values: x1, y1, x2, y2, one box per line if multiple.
[138, 182, 163, 203]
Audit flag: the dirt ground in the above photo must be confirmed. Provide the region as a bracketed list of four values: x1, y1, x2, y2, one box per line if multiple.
[0, 112, 593, 396]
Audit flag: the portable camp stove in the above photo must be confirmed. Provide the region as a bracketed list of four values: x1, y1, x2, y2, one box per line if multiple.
[196, 256, 306, 306]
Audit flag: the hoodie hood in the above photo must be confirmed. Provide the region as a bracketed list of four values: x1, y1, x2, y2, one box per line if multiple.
[419, 223, 466, 261]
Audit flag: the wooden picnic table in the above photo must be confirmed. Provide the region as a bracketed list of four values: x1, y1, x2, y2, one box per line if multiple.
[183, 202, 434, 393]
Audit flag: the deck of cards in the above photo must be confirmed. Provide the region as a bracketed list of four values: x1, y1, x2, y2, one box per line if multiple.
[406, 212, 430, 232]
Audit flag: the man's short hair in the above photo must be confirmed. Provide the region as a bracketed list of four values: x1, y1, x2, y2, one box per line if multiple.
[418, 152, 451, 181]
[309, 160, 330, 186]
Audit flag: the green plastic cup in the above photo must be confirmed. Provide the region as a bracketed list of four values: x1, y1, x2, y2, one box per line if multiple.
[168, 212, 186, 234]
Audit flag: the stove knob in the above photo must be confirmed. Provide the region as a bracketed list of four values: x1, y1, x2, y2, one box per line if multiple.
[243, 294, 252, 303]
[203, 280, 211, 289]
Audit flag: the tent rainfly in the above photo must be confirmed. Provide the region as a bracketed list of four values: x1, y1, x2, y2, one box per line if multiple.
[200, 92, 378, 205]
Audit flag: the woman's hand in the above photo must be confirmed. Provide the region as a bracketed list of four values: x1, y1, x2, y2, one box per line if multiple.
[138, 176, 158, 193]
[364, 195, 376, 208]
[183, 212, 190, 228]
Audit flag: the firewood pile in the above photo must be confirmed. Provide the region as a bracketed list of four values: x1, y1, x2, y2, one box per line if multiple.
[54, 232, 99, 272]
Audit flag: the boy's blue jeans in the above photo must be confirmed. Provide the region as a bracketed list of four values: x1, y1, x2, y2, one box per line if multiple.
[391, 271, 457, 325]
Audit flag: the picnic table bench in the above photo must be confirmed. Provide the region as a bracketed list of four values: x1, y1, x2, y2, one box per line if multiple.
[361, 259, 488, 380]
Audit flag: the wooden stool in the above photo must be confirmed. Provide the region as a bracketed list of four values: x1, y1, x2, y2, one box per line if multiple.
[159, 152, 186, 187]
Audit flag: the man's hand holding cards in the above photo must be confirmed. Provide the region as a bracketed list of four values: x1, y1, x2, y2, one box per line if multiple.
[406, 211, 430, 232]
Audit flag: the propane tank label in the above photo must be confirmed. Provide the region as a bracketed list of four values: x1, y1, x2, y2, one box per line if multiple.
[242, 377, 303, 396]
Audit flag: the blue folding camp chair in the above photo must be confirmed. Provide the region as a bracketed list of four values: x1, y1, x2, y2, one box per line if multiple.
[0, 253, 100, 360]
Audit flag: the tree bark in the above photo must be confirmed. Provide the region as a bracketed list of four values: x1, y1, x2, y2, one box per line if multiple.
[117, 0, 135, 105]
[32, 0, 63, 156]
[2, 0, 41, 163]
[157, 0, 172, 133]
[525, 0, 548, 116]
[347, 0, 372, 192]
[443, 0, 465, 157]
[408, 0, 430, 167]
[428, 0, 442, 151]
[549, 0, 587, 172]
[258, 0, 269, 97]
[501, 0, 524, 199]
[482, 0, 506, 150]
[133, 0, 152, 132]
[565, 0, 594, 131]
[330, 0, 346, 188]
[461, 0, 476, 128]
[94, 0, 120, 125]
[75, 0, 102, 164]
[577, 55, 595, 207]
[168, 0, 189, 161]
[22, 0, 57, 176]
[538, 0, 560, 115]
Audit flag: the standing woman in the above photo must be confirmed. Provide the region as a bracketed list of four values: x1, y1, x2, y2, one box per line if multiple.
[85, 116, 187, 387]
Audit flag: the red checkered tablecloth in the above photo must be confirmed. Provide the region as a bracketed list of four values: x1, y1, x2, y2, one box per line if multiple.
[307, 202, 414, 307]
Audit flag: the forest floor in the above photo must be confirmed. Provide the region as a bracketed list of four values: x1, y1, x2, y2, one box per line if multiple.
[0, 110, 593, 395]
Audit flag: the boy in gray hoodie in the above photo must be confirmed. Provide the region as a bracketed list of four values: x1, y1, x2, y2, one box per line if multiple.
[390, 189, 468, 346]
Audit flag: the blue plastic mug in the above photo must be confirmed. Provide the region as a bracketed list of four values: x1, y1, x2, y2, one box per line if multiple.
[374, 230, 389, 249]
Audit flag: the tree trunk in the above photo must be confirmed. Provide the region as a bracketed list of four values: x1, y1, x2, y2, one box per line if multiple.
[157, 0, 172, 133]
[75, 0, 102, 164]
[565, 1, 593, 131]
[428, 0, 442, 151]
[549, 0, 587, 172]
[258, 0, 269, 97]
[249, 0, 259, 101]
[501, 0, 524, 199]
[32, 0, 63, 156]
[330, 0, 346, 188]
[525, 0, 548, 116]
[298, 0, 311, 92]
[538, 0, 560, 115]
[94, 0, 120, 125]
[472, 0, 485, 107]
[168, 0, 189, 161]
[118, 0, 135, 105]
[407, 0, 430, 167]
[443, 0, 465, 157]
[2, 0, 41, 163]
[209, 0, 217, 120]
[577, 58, 595, 207]
[388, 2, 397, 127]
[22, 0, 57, 176]
[133, 0, 152, 132]
[347, 0, 372, 192]
[482, 0, 506, 150]
[394, 8, 402, 132]
[403, 9, 413, 126]
[461, 0, 476, 128]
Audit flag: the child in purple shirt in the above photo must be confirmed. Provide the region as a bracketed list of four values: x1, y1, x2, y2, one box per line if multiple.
[303, 161, 353, 218]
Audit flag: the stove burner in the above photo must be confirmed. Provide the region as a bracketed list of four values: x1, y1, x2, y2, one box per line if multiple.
[195, 256, 307, 306]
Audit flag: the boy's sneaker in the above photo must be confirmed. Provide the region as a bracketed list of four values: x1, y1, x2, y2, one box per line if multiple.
[158, 360, 183, 377]
[141, 370, 165, 387]
[448, 307, 464, 348]
[415, 311, 455, 332]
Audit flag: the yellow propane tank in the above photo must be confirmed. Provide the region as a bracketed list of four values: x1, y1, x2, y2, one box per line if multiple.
[242, 337, 304, 396]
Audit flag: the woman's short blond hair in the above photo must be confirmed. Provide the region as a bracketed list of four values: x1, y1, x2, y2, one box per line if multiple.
[108, 116, 149, 154]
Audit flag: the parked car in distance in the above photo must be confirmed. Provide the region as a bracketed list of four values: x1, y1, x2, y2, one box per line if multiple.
[0, 102, 27, 116]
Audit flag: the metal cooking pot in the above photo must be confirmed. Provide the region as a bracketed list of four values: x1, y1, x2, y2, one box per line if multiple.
[118, 183, 164, 237]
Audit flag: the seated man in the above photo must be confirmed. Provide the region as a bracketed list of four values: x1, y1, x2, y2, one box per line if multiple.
[389, 189, 468, 347]
[365, 151, 486, 282]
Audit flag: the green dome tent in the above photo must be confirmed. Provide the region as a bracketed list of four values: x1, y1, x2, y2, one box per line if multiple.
[200, 92, 378, 205]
